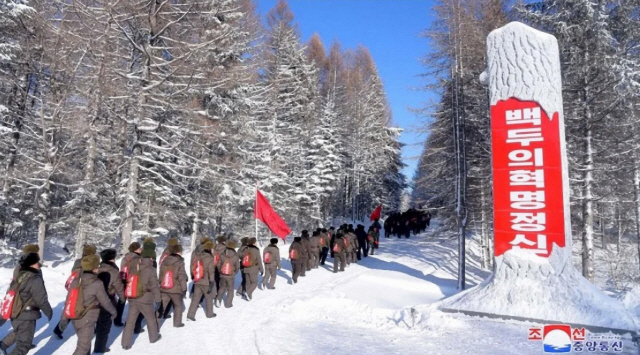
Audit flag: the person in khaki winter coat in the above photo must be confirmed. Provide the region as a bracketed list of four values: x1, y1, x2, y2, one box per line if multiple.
[309, 231, 321, 269]
[121, 241, 162, 350]
[53, 244, 97, 340]
[94, 249, 125, 354]
[70, 254, 117, 355]
[213, 236, 227, 294]
[333, 232, 347, 273]
[187, 241, 217, 320]
[2, 244, 40, 330]
[300, 231, 311, 274]
[289, 237, 305, 284]
[235, 237, 249, 297]
[0, 253, 52, 355]
[118, 242, 142, 330]
[160, 244, 188, 327]
[216, 241, 240, 308]
[240, 238, 263, 301]
[158, 237, 179, 319]
[261, 238, 281, 290]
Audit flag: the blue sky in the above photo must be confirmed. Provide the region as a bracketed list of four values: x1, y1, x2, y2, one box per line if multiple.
[256, 0, 439, 186]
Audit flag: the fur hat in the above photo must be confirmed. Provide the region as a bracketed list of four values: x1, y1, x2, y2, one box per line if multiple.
[203, 241, 214, 251]
[143, 237, 155, 244]
[141, 241, 156, 259]
[329, 226, 335, 231]
[82, 244, 97, 257]
[19, 253, 40, 269]
[81, 254, 101, 271]
[128, 242, 141, 253]
[301, 230, 309, 238]
[270, 238, 278, 245]
[240, 237, 248, 245]
[100, 248, 117, 262]
[169, 244, 183, 254]
[322, 228, 328, 233]
[247, 237, 257, 245]
[312, 230, 319, 236]
[216, 236, 227, 243]
[22, 244, 40, 254]
[226, 240, 237, 249]
[167, 237, 179, 246]
[294, 236, 302, 242]
[200, 237, 211, 245]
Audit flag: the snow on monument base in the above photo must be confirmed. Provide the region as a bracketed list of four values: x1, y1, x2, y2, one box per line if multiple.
[440, 249, 637, 332]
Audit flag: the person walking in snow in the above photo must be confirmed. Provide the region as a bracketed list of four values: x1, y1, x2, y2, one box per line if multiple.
[319, 228, 330, 265]
[213, 236, 227, 293]
[262, 238, 281, 290]
[187, 241, 216, 321]
[329, 227, 337, 259]
[119, 242, 145, 332]
[0, 252, 52, 355]
[309, 231, 321, 268]
[240, 237, 263, 301]
[332, 231, 347, 273]
[355, 224, 368, 259]
[289, 237, 305, 284]
[300, 231, 311, 274]
[94, 249, 125, 354]
[216, 241, 240, 308]
[121, 240, 162, 350]
[53, 244, 97, 340]
[69, 254, 117, 355]
[157, 237, 179, 319]
[159, 244, 188, 327]
[235, 237, 249, 297]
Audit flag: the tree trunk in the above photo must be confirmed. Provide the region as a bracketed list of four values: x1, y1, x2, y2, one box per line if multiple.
[121, 152, 139, 254]
[616, 203, 622, 254]
[37, 214, 46, 261]
[581, 126, 595, 281]
[481, 180, 490, 269]
[75, 222, 86, 259]
[190, 213, 198, 252]
[634, 163, 640, 271]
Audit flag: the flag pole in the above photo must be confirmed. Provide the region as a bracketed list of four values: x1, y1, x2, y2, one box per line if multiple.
[255, 181, 260, 247]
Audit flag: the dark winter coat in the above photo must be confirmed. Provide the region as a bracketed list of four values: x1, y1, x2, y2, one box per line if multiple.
[193, 251, 216, 286]
[300, 238, 311, 259]
[98, 261, 125, 301]
[241, 245, 264, 274]
[263, 245, 281, 269]
[159, 254, 188, 294]
[13, 267, 53, 321]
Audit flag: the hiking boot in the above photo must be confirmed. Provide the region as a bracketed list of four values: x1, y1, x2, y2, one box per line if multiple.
[206, 314, 217, 319]
[134, 328, 145, 334]
[187, 316, 196, 322]
[175, 323, 185, 328]
[113, 321, 124, 327]
[150, 334, 162, 344]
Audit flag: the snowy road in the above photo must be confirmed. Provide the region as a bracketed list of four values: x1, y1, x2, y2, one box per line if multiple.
[1, 232, 636, 354]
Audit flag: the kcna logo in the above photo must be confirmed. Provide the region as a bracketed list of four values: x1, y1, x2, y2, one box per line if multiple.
[528, 324, 624, 353]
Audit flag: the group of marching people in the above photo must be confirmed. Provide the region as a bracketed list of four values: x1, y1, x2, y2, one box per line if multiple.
[0, 220, 383, 355]
[383, 209, 431, 238]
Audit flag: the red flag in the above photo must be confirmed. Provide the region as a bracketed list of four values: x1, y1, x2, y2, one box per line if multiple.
[254, 190, 291, 239]
[370, 204, 382, 221]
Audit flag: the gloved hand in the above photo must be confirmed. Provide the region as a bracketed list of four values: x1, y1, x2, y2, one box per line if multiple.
[207, 283, 214, 295]
[182, 291, 187, 299]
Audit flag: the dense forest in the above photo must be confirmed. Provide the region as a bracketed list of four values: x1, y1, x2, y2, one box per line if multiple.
[0, 0, 405, 256]
[412, 0, 640, 287]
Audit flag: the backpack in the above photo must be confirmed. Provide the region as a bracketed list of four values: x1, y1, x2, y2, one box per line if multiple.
[1, 272, 34, 320]
[63, 277, 87, 320]
[289, 248, 299, 260]
[120, 255, 132, 281]
[192, 254, 204, 282]
[332, 242, 341, 253]
[124, 259, 144, 299]
[319, 236, 326, 247]
[213, 253, 220, 266]
[65, 270, 80, 291]
[242, 249, 255, 268]
[220, 252, 234, 276]
[160, 264, 174, 290]
[264, 251, 272, 264]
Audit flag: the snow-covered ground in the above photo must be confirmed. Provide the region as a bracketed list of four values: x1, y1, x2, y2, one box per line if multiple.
[1, 227, 638, 354]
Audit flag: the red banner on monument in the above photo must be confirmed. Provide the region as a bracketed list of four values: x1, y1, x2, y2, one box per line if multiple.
[491, 98, 565, 257]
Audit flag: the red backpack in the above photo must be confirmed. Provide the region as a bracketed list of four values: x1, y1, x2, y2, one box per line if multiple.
[220, 252, 234, 276]
[333, 241, 342, 253]
[63, 277, 86, 320]
[213, 253, 220, 266]
[160, 264, 174, 290]
[289, 249, 299, 260]
[242, 250, 254, 268]
[124, 259, 144, 299]
[120, 255, 132, 281]
[65, 270, 80, 291]
[192, 254, 204, 282]
[320, 237, 326, 247]
[264, 251, 272, 264]
[1, 272, 34, 320]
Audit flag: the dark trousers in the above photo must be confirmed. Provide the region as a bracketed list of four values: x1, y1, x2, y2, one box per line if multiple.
[94, 300, 116, 353]
[291, 261, 304, 283]
[236, 271, 247, 295]
[333, 253, 346, 273]
[1, 320, 35, 355]
[320, 247, 329, 265]
[114, 299, 125, 325]
[216, 276, 235, 308]
[358, 240, 368, 258]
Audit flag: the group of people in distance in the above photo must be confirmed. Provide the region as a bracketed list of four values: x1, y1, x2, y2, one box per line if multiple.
[0, 220, 383, 355]
[383, 209, 431, 238]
